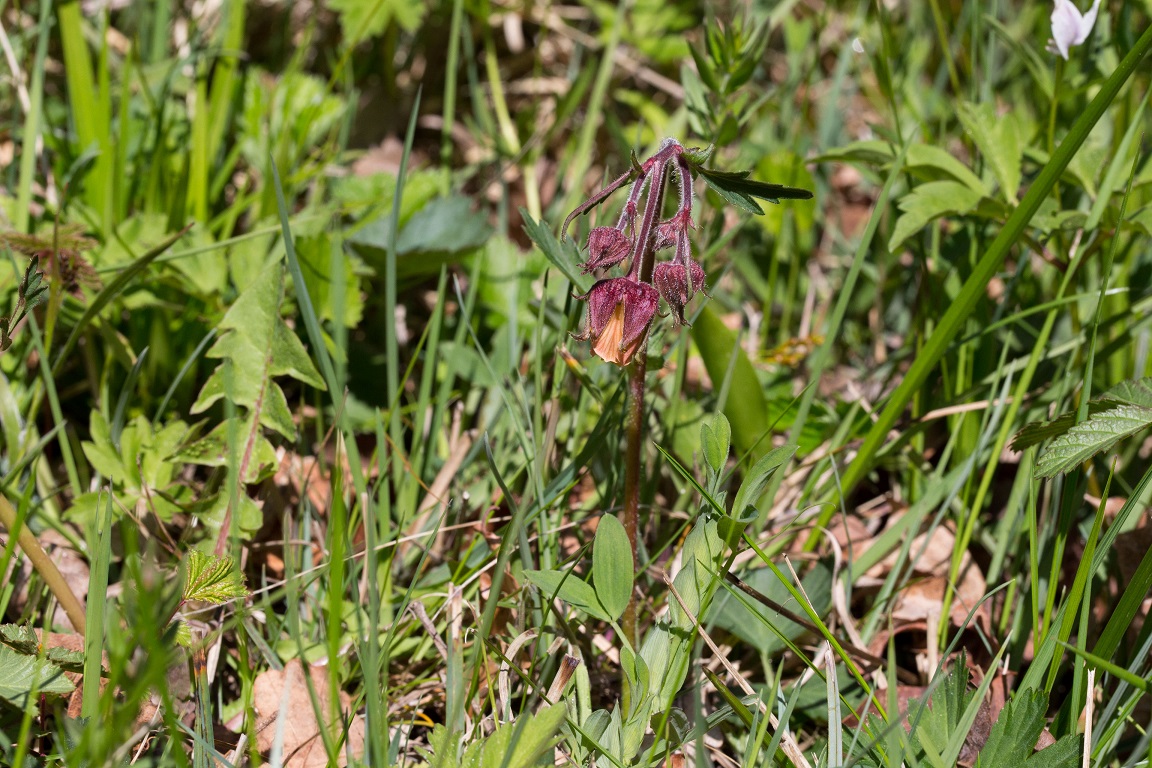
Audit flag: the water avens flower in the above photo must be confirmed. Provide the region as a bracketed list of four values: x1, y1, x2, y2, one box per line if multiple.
[562, 138, 812, 365]
[575, 278, 660, 365]
[653, 260, 706, 326]
[581, 227, 632, 273]
[1047, 0, 1101, 59]
[564, 139, 706, 365]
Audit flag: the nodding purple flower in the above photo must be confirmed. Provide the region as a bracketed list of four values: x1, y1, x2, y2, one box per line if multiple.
[653, 260, 706, 326]
[573, 278, 660, 365]
[580, 227, 632, 273]
[563, 139, 707, 365]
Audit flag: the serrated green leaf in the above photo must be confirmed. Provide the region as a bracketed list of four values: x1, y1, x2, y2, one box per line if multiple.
[1103, 376, 1152, 408]
[523, 569, 611, 622]
[957, 101, 1022, 203]
[475, 704, 566, 768]
[1012, 378, 1152, 452]
[1035, 404, 1152, 477]
[193, 262, 325, 440]
[0, 624, 40, 655]
[182, 549, 249, 605]
[174, 416, 279, 484]
[592, 514, 633, 621]
[173, 620, 194, 648]
[696, 166, 813, 215]
[1021, 735, 1081, 768]
[888, 181, 984, 252]
[21, 256, 48, 309]
[0, 645, 75, 707]
[976, 688, 1047, 765]
[46, 646, 86, 673]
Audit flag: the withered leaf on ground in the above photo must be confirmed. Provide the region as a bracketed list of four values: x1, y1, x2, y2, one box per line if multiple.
[250, 658, 365, 767]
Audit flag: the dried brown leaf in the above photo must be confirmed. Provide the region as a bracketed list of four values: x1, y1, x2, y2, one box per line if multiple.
[252, 659, 365, 767]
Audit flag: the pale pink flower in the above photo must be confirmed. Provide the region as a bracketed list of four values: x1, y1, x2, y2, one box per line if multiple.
[1047, 0, 1102, 60]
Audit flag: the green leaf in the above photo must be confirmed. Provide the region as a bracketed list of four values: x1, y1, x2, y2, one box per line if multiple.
[976, 688, 1047, 765]
[1103, 376, 1152, 407]
[174, 417, 279, 484]
[688, 45, 720, 92]
[22, 255, 48, 302]
[909, 661, 975, 762]
[708, 560, 832, 656]
[457, 703, 565, 768]
[1012, 377, 1152, 452]
[521, 211, 592, 294]
[46, 646, 85, 673]
[192, 262, 325, 440]
[396, 196, 493, 256]
[1022, 736, 1081, 768]
[1035, 404, 1152, 478]
[957, 101, 1022, 203]
[700, 413, 731, 475]
[296, 232, 365, 327]
[325, 0, 426, 43]
[682, 145, 713, 166]
[0, 645, 75, 707]
[888, 181, 984, 252]
[523, 569, 611, 623]
[81, 411, 126, 480]
[730, 444, 797, 518]
[693, 166, 813, 215]
[906, 144, 988, 193]
[592, 514, 633, 621]
[182, 549, 249, 605]
[0, 624, 40, 655]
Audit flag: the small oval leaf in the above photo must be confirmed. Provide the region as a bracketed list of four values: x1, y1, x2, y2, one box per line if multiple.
[701, 413, 731, 474]
[523, 569, 610, 622]
[593, 514, 634, 621]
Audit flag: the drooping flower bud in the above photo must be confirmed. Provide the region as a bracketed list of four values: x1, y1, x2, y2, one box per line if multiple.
[652, 260, 706, 326]
[579, 227, 632, 273]
[574, 278, 660, 365]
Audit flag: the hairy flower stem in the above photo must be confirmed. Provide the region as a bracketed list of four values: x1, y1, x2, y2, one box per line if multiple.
[621, 356, 644, 647]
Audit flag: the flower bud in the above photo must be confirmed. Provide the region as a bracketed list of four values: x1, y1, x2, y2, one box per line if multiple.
[652, 260, 706, 325]
[580, 227, 632, 273]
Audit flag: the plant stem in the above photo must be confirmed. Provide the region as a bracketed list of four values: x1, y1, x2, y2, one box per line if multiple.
[0, 495, 87, 635]
[622, 354, 645, 647]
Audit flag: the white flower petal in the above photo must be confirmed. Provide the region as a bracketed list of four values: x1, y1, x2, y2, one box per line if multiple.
[1049, 0, 1101, 59]
[1074, 0, 1103, 46]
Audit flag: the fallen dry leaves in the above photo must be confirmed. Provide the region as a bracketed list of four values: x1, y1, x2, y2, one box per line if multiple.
[249, 659, 365, 767]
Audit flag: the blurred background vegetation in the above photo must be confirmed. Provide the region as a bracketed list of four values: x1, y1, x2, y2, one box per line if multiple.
[2, 0, 1152, 764]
